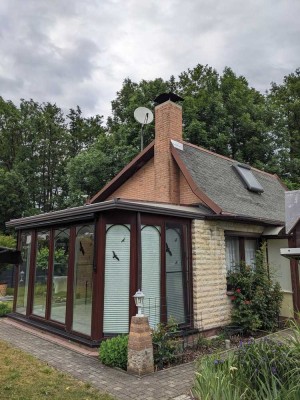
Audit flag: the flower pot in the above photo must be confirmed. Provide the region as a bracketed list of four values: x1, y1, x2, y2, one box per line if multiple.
[0, 283, 7, 297]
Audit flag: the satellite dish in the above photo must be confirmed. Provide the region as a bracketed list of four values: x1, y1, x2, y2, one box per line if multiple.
[134, 107, 154, 151]
[134, 107, 153, 125]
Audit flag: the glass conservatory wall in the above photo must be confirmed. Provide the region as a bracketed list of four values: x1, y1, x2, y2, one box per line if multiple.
[72, 224, 94, 336]
[50, 228, 70, 324]
[103, 224, 131, 334]
[16, 232, 32, 314]
[141, 225, 161, 329]
[33, 231, 50, 317]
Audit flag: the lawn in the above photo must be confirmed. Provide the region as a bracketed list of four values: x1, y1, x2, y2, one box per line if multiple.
[0, 340, 115, 400]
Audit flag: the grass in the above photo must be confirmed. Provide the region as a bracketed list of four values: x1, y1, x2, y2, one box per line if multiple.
[0, 341, 115, 400]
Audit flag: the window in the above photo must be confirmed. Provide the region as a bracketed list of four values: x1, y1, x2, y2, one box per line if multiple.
[16, 232, 32, 315]
[72, 224, 94, 336]
[50, 228, 70, 324]
[103, 224, 131, 334]
[233, 164, 264, 193]
[33, 231, 50, 317]
[225, 235, 259, 272]
[141, 225, 161, 329]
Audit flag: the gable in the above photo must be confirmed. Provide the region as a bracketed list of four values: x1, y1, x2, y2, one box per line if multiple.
[106, 157, 156, 202]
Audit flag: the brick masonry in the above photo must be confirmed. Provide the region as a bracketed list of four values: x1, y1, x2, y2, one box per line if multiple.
[127, 316, 154, 376]
[106, 100, 201, 206]
[192, 219, 265, 331]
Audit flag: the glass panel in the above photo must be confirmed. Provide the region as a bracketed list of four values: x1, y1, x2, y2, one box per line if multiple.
[33, 231, 50, 317]
[142, 225, 161, 329]
[103, 224, 130, 334]
[50, 228, 70, 324]
[245, 239, 258, 269]
[72, 224, 94, 336]
[16, 232, 32, 314]
[225, 237, 240, 272]
[166, 224, 186, 324]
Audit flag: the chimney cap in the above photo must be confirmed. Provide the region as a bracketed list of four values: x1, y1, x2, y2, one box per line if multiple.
[154, 92, 184, 105]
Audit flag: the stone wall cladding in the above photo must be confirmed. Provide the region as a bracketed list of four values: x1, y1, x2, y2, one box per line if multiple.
[192, 219, 264, 331]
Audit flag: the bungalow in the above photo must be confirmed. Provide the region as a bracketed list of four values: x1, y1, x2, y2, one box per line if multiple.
[6, 93, 293, 345]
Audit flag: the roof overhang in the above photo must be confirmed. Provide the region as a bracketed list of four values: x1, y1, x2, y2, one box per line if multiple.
[280, 248, 300, 260]
[6, 199, 210, 230]
[0, 247, 22, 264]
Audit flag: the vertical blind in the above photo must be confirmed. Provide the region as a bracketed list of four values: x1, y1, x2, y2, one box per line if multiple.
[166, 226, 185, 324]
[103, 224, 130, 334]
[141, 225, 161, 329]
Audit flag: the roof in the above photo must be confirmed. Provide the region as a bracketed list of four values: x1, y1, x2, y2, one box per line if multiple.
[6, 199, 211, 230]
[172, 142, 286, 223]
[0, 247, 22, 264]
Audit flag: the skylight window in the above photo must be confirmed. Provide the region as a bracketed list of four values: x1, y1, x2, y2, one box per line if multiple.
[233, 164, 264, 193]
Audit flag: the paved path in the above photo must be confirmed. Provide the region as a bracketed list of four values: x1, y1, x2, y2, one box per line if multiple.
[0, 319, 194, 400]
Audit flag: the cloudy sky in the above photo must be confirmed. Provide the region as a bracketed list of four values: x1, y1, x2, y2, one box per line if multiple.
[0, 0, 299, 120]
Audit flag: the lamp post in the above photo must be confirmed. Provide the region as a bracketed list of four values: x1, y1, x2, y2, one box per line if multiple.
[133, 289, 144, 317]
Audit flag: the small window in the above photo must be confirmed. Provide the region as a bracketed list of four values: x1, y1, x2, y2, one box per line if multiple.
[233, 164, 264, 193]
[225, 237, 240, 272]
[225, 236, 259, 272]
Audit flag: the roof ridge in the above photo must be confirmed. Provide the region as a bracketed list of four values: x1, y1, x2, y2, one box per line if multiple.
[182, 141, 278, 179]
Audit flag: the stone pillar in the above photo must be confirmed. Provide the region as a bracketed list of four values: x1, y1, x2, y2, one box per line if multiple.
[127, 316, 154, 375]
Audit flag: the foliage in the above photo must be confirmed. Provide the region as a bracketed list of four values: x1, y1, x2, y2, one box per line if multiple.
[99, 335, 128, 370]
[0, 234, 16, 248]
[0, 340, 114, 400]
[1, 66, 300, 226]
[0, 301, 11, 316]
[227, 246, 283, 333]
[152, 318, 181, 368]
[193, 336, 300, 400]
[36, 247, 68, 271]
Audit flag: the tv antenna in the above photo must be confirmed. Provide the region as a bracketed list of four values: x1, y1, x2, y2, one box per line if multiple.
[134, 107, 153, 151]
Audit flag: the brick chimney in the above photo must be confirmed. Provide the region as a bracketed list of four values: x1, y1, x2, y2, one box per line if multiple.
[154, 93, 183, 204]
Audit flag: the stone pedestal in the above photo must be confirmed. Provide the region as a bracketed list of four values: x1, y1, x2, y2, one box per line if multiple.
[127, 316, 154, 376]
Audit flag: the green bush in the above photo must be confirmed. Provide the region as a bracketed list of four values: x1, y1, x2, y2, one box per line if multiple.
[227, 245, 283, 333]
[152, 318, 180, 368]
[0, 301, 11, 317]
[99, 335, 128, 370]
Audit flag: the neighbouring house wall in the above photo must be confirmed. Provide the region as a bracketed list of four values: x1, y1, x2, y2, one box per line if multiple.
[192, 220, 267, 331]
[267, 238, 293, 318]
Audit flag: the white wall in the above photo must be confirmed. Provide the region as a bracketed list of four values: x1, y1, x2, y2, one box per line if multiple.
[267, 238, 293, 318]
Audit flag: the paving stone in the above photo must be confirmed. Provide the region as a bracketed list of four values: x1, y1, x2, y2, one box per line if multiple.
[0, 319, 196, 400]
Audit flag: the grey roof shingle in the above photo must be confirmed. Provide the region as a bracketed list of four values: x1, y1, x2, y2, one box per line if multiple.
[175, 142, 286, 223]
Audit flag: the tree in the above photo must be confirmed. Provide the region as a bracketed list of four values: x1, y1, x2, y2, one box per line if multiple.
[0, 168, 29, 232]
[268, 68, 300, 189]
[66, 135, 137, 206]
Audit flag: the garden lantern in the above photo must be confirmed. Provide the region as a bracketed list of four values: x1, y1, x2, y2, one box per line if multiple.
[133, 289, 144, 317]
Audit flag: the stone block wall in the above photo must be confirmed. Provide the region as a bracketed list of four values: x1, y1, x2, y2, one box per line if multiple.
[192, 219, 264, 331]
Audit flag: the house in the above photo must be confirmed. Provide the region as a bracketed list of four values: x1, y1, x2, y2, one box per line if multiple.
[6, 93, 293, 345]
[280, 190, 300, 314]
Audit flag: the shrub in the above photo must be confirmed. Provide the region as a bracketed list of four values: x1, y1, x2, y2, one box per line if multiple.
[152, 318, 180, 368]
[0, 301, 11, 317]
[99, 335, 128, 370]
[227, 245, 283, 333]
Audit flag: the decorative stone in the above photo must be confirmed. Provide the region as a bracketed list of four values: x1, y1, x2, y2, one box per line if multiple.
[127, 316, 154, 376]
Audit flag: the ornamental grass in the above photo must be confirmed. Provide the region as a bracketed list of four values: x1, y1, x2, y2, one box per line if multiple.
[192, 324, 300, 400]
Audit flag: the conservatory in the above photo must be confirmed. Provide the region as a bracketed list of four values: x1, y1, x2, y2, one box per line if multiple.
[7, 200, 197, 345]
